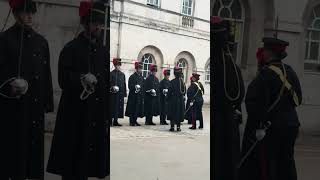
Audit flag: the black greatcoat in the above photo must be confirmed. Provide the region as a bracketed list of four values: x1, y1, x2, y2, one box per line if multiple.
[185, 82, 204, 120]
[46, 32, 109, 178]
[110, 69, 126, 118]
[144, 74, 160, 116]
[212, 44, 245, 179]
[167, 78, 186, 123]
[239, 62, 302, 180]
[125, 72, 144, 118]
[159, 78, 170, 116]
[0, 24, 54, 179]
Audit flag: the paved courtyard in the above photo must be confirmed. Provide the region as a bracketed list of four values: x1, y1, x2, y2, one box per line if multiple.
[44, 106, 320, 180]
[110, 108, 211, 180]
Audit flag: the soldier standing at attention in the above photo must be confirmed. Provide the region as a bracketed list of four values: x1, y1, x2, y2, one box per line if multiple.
[239, 36, 302, 180]
[46, 1, 109, 179]
[212, 16, 245, 180]
[144, 64, 160, 125]
[185, 73, 204, 130]
[110, 58, 126, 127]
[125, 61, 145, 126]
[159, 69, 171, 125]
[167, 67, 186, 132]
[0, 0, 54, 179]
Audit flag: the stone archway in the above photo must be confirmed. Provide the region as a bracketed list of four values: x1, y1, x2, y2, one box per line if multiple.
[174, 51, 196, 85]
[137, 45, 164, 79]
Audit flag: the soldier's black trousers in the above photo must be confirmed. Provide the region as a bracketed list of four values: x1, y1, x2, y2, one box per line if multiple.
[170, 120, 180, 127]
[190, 105, 203, 128]
[145, 116, 154, 124]
[112, 117, 119, 124]
[265, 126, 299, 180]
[160, 114, 167, 123]
[129, 116, 137, 124]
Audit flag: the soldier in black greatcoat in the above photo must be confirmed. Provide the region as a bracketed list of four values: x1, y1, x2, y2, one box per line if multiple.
[144, 64, 160, 125]
[46, 1, 109, 180]
[211, 16, 245, 180]
[125, 61, 144, 126]
[167, 67, 186, 132]
[110, 58, 126, 126]
[0, 0, 54, 179]
[239, 37, 302, 180]
[159, 69, 171, 125]
[185, 73, 204, 130]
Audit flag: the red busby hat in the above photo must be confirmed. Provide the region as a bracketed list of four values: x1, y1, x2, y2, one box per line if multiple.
[112, 58, 121, 66]
[9, 0, 37, 13]
[79, 0, 106, 25]
[163, 69, 170, 76]
[192, 73, 200, 80]
[134, 61, 143, 69]
[150, 64, 157, 72]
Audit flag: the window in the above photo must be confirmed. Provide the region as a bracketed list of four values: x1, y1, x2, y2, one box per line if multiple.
[305, 5, 320, 70]
[141, 53, 154, 78]
[177, 58, 188, 83]
[147, 0, 160, 7]
[182, 0, 193, 16]
[212, 0, 244, 63]
[205, 63, 210, 82]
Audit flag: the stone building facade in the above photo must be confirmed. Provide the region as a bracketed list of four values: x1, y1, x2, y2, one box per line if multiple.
[0, 0, 211, 107]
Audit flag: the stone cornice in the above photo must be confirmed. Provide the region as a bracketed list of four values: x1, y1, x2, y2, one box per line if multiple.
[111, 12, 210, 41]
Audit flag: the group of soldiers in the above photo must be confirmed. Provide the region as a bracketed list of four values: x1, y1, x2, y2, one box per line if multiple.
[212, 16, 302, 180]
[109, 58, 205, 131]
[0, 0, 109, 179]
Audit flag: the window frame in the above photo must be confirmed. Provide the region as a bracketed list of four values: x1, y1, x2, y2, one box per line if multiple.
[176, 58, 189, 83]
[212, 0, 245, 64]
[305, 11, 320, 66]
[147, 0, 161, 8]
[141, 53, 154, 79]
[205, 63, 210, 83]
[181, 0, 194, 16]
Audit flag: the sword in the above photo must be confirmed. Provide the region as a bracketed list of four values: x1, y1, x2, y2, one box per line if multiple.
[237, 121, 271, 169]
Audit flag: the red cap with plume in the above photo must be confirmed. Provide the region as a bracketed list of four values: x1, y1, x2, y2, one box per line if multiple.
[163, 69, 170, 76]
[134, 61, 143, 69]
[112, 58, 121, 66]
[192, 73, 200, 80]
[150, 64, 157, 72]
[79, 0, 92, 17]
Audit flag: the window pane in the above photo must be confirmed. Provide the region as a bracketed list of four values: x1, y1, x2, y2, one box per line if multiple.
[220, 8, 230, 18]
[311, 31, 320, 40]
[314, 19, 320, 29]
[231, 0, 242, 19]
[305, 42, 310, 59]
[222, 0, 232, 6]
[188, 8, 191, 15]
[212, 1, 221, 16]
[314, 5, 320, 17]
[310, 42, 319, 60]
